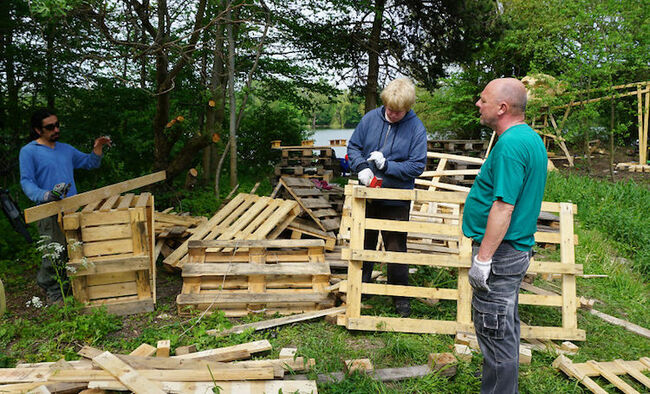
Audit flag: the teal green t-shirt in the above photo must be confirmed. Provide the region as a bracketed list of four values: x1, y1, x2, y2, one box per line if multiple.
[462, 124, 548, 251]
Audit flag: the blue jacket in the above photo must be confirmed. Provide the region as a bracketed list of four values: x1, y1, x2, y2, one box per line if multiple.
[347, 106, 427, 191]
[19, 140, 102, 203]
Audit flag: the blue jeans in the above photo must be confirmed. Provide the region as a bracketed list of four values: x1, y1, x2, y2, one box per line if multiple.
[472, 242, 531, 394]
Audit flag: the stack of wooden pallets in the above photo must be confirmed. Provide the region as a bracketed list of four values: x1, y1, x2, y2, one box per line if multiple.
[272, 144, 338, 181]
[162, 193, 301, 269]
[62, 192, 156, 316]
[273, 176, 341, 233]
[0, 340, 318, 393]
[177, 239, 333, 317]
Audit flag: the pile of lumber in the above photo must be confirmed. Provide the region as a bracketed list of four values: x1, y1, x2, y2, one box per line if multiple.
[0, 340, 318, 393]
[154, 209, 208, 262]
[272, 143, 338, 181]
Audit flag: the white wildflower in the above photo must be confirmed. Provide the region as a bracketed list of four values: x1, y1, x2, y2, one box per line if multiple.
[65, 265, 77, 274]
[26, 296, 43, 308]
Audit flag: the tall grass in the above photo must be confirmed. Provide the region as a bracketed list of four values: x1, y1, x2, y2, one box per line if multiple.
[544, 172, 650, 277]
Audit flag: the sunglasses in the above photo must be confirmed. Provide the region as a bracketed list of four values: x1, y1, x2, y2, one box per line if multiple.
[42, 121, 60, 131]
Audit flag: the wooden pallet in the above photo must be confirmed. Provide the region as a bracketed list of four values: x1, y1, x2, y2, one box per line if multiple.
[177, 239, 332, 317]
[62, 193, 156, 315]
[616, 162, 650, 172]
[338, 185, 584, 340]
[162, 194, 300, 269]
[275, 176, 341, 233]
[287, 217, 337, 251]
[154, 210, 208, 261]
[417, 152, 485, 192]
[553, 355, 650, 393]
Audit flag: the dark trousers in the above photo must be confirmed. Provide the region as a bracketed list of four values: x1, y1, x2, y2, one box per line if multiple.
[472, 242, 531, 394]
[36, 215, 69, 300]
[361, 202, 410, 300]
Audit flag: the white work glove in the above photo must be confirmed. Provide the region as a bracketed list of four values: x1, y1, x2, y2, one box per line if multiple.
[367, 151, 386, 170]
[468, 255, 492, 292]
[358, 168, 374, 186]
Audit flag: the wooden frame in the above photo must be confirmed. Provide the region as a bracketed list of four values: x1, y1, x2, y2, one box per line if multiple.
[177, 239, 332, 317]
[553, 355, 650, 393]
[338, 185, 585, 340]
[62, 193, 156, 315]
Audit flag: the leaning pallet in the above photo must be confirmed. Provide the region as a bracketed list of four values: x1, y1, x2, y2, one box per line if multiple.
[177, 239, 333, 317]
[154, 210, 207, 261]
[163, 193, 301, 269]
[553, 355, 650, 393]
[337, 185, 585, 341]
[61, 192, 156, 315]
[274, 176, 341, 233]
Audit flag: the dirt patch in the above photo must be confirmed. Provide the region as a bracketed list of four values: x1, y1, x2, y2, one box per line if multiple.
[551, 148, 649, 186]
[345, 337, 384, 351]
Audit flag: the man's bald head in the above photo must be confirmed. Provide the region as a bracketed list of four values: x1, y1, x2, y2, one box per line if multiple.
[486, 78, 528, 115]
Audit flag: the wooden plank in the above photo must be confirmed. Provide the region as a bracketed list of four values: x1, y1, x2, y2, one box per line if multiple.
[81, 223, 132, 242]
[49, 367, 275, 382]
[208, 306, 346, 336]
[177, 292, 329, 305]
[614, 359, 650, 388]
[182, 262, 330, 277]
[347, 316, 459, 335]
[339, 281, 457, 300]
[343, 248, 468, 268]
[190, 239, 324, 249]
[87, 281, 137, 300]
[520, 325, 586, 341]
[86, 271, 135, 286]
[589, 309, 650, 339]
[130, 343, 157, 357]
[552, 355, 608, 394]
[92, 351, 164, 393]
[81, 200, 101, 213]
[135, 192, 151, 208]
[421, 169, 480, 177]
[83, 238, 133, 257]
[560, 203, 578, 331]
[587, 360, 639, 394]
[25, 171, 166, 223]
[172, 340, 271, 360]
[68, 256, 149, 276]
[350, 186, 468, 204]
[156, 340, 170, 357]
[89, 380, 318, 393]
[426, 151, 485, 164]
[99, 194, 121, 212]
[117, 193, 135, 210]
[81, 210, 131, 227]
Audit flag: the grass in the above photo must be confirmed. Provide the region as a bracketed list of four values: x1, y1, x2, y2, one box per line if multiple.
[0, 171, 648, 392]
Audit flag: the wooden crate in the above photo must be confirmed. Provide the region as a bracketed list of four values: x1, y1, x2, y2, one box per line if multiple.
[338, 185, 585, 341]
[553, 355, 650, 393]
[162, 194, 301, 269]
[177, 239, 333, 317]
[62, 193, 155, 315]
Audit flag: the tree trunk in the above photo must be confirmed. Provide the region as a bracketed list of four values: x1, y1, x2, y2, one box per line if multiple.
[205, 17, 226, 184]
[226, 2, 237, 188]
[45, 24, 55, 109]
[364, 0, 385, 114]
[3, 4, 19, 134]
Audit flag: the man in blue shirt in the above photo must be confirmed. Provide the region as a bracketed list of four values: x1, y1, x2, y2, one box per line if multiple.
[462, 78, 547, 394]
[19, 108, 111, 304]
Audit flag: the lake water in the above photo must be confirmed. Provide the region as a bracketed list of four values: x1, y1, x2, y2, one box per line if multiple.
[306, 128, 355, 158]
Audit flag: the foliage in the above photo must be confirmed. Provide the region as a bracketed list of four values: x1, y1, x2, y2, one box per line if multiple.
[544, 171, 650, 277]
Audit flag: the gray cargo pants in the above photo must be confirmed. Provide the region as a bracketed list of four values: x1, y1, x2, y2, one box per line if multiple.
[472, 242, 531, 394]
[36, 215, 69, 301]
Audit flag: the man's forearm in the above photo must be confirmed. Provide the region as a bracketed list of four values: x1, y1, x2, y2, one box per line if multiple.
[477, 200, 514, 261]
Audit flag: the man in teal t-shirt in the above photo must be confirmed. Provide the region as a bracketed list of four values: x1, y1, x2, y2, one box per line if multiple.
[462, 78, 547, 394]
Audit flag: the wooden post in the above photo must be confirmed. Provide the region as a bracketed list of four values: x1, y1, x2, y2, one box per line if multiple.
[346, 186, 366, 322]
[456, 203, 472, 331]
[638, 85, 643, 165]
[560, 203, 577, 331]
[643, 84, 649, 165]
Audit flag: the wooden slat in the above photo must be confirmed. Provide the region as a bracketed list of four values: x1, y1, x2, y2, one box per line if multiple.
[81, 224, 131, 242]
[83, 238, 133, 257]
[81, 210, 131, 227]
[172, 340, 271, 359]
[190, 239, 324, 249]
[67, 256, 149, 276]
[117, 193, 135, 210]
[587, 360, 640, 394]
[89, 380, 318, 393]
[92, 351, 164, 394]
[87, 281, 138, 300]
[25, 171, 166, 223]
[99, 195, 121, 212]
[176, 292, 329, 305]
[182, 262, 331, 276]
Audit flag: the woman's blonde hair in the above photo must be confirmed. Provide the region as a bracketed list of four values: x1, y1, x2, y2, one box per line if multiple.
[380, 78, 416, 111]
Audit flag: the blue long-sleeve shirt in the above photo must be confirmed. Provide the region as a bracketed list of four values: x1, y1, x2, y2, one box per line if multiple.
[19, 140, 102, 203]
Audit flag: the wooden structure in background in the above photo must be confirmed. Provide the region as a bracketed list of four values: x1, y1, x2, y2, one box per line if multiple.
[62, 193, 156, 315]
[177, 239, 332, 317]
[337, 185, 584, 340]
[553, 355, 650, 393]
[536, 81, 650, 169]
[162, 194, 301, 269]
[271, 143, 338, 181]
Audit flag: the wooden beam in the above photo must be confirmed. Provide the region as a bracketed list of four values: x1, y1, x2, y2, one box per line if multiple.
[92, 351, 165, 394]
[207, 306, 346, 336]
[589, 309, 650, 339]
[24, 171, 166, 223]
